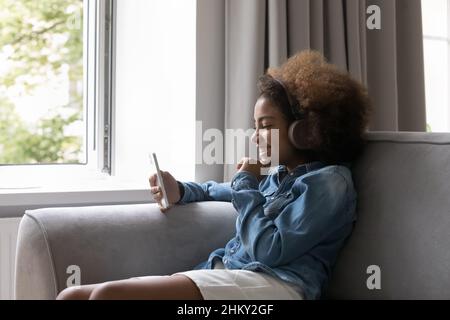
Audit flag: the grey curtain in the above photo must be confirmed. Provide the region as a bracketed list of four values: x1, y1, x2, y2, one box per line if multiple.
[223, 0, 426, 181]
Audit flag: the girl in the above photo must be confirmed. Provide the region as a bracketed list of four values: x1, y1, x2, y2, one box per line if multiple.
[57, 50, 371, 300]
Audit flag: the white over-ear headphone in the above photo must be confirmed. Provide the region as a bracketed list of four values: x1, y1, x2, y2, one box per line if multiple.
[272, 77, 314, 150]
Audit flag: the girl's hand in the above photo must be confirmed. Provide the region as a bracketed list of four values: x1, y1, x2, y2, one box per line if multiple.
[237, 157, 266, 182]
[149, 171, 180, 213]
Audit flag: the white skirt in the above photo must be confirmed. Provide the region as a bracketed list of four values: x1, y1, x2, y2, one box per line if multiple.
[172, 259, 304, 300]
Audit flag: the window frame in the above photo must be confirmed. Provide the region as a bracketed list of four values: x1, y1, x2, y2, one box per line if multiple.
[96, 0, 116, 175]
[0, 0, 115, 188]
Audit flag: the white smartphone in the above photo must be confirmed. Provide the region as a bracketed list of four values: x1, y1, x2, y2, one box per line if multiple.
[149, 152, 169, 209]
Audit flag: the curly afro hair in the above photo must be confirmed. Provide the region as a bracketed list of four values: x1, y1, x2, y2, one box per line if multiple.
[257, 50, 372, 165]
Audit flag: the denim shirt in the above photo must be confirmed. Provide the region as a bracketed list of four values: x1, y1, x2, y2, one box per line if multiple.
[177, 161, 357, 300]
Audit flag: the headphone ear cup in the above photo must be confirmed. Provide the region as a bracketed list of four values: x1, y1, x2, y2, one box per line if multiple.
[288, 120, 312, 150]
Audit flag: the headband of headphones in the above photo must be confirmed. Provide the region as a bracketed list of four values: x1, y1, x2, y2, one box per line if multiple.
[272, 77, 307, 120]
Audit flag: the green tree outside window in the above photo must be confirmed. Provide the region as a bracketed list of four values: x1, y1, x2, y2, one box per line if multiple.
[0, 0, 84, 164]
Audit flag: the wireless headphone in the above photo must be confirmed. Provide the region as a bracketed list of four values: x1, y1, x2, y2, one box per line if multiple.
[272, 77, 315, 150]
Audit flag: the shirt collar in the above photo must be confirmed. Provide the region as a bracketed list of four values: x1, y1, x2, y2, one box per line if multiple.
[276, 161, 326, 183]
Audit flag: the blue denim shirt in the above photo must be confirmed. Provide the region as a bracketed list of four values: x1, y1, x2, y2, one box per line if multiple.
[177, 161, 357, 300]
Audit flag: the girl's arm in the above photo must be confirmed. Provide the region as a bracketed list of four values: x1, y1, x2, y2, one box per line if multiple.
[176, 180, 233, 204]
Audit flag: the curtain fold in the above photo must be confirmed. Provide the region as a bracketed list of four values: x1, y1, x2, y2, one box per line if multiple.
[223, 0, 426, 181]
[224, 0, 267, 180]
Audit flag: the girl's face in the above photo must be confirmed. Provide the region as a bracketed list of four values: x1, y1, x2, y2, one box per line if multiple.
[251, 96, 300, 168]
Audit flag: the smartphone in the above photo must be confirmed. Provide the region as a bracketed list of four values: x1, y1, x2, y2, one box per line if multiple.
[149, 152, 169, 209]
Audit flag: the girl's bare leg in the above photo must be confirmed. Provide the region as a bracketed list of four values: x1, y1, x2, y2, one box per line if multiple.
[57, 275, 202, 300]
[88, 274, 203, 300]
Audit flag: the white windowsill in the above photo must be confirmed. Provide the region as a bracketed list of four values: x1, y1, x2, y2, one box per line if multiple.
[0, 176, 156, 218]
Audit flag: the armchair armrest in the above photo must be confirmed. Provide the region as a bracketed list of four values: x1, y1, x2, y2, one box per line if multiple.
[14, 201, 237, 299]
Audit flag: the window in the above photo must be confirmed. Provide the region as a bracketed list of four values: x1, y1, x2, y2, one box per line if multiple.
[422, 0, 450, 132]
[0, 0, 114, 187]
[0, 0, 196, 189]
[0, 0, 86, 164]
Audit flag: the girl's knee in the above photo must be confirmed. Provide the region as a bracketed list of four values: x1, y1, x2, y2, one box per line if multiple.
[89, 282, 123, 300]
[56, 286, 88, 300]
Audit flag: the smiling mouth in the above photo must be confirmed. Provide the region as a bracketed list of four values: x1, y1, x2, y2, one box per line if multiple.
[259, 147, 271, 165]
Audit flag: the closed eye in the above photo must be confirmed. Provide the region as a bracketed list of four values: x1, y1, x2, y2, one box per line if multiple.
[253, 125, 272, 130]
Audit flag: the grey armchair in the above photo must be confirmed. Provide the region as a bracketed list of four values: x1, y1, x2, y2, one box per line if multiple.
[14, 201, 237, 300]
[15, 132, 450, 299]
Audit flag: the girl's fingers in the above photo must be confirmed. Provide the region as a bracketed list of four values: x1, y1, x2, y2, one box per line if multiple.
[150, 186, 161, 194]
[150, 186, 162, 202]
[237, 157, 249, 169]
[149, 174, 157, 187]
[153, 193, 162, 201]
[149, 176, 168, 212]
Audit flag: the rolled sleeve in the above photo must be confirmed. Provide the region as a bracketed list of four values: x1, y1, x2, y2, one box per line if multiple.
[176, 181, 190, 204]
[231, 171, 260, 191]
[176, 180, 232, 205]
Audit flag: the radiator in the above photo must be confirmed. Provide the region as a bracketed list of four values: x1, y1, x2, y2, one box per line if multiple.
[0, 218, 21, 300]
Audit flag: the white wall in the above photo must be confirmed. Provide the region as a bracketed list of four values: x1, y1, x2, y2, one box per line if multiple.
[0, 218, 20, 300]
[114, 0, 196, 183]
